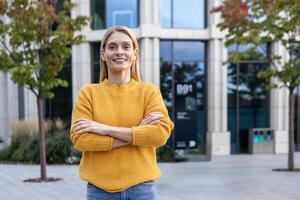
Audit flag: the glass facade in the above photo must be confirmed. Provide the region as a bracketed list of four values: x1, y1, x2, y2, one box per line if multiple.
[91, 0, 138, 30]
[160, 40, 206, 152]
[295, 87, 300, 151]
[228, 44, 270, 153]
[160, 0, 206, 29]
[45, 57, 72, 123]
[290, 42, 300, 151]
[91, 43, 101, 83]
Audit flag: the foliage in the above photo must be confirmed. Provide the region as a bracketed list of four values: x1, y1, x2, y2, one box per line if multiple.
[156, 146, 186, 162]
[0, 0, 91, 98]
[211, 0, 300, 92]
[10, 120, 38, 138]
[0, 119, 81, 164]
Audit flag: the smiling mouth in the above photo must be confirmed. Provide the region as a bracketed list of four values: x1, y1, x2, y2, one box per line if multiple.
[113, 58, 127, 62]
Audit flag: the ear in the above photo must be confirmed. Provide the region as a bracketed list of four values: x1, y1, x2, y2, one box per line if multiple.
[100, 49, 106, 61]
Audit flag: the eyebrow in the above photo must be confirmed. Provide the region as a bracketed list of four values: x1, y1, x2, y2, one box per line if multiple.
[107, 41, 132, 46]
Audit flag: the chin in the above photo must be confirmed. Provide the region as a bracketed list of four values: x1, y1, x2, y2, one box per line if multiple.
[110, 66, 131, 72]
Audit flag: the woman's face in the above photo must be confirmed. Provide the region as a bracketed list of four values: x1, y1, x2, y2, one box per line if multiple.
[101, 31, 137, 74]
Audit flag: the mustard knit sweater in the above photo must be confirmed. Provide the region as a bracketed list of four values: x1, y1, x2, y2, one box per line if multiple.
[70, 79, 174, 192]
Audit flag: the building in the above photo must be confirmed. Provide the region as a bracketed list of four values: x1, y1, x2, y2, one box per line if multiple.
[0, 0, 299, 156]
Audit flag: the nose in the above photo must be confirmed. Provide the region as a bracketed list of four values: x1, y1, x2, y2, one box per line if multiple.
[116, 46, 124, 55]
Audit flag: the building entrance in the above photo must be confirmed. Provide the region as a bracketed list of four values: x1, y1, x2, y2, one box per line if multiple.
[160, 40, 206, 153]
[228, 44, 269, 154]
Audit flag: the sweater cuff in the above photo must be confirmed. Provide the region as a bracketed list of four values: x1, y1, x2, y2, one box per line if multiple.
[132, 125, 163, 146]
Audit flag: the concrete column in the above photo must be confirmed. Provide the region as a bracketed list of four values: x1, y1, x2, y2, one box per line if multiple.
[206, 39, 230, 156]
[139, 0, 160, 86]
[140, 38, 160, 86]
[71, 0, 92, 102]
[0, 72, 9, 148]
[23, 88, 38, 120]
[72, 42, 91, 102]
[0, 73, 19, 148]
[205, 0, 230, 156]
[270, 42, 289, 153]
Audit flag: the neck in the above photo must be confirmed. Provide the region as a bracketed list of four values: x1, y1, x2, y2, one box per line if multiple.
[107, 71, 131, 86]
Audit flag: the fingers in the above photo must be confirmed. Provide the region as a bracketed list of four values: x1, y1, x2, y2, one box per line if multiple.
[71, 119, 91, 133]
[76, 128, 89, 135]
[73, 124, 87, 132]
[149, 120, 161, 125]
[74, 118, 89, 124]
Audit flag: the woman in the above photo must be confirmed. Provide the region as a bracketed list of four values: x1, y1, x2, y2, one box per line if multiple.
[70, 26, 174, 200]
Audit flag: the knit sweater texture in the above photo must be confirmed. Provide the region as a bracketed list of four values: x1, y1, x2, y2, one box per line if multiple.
[70, 79, 174, 192]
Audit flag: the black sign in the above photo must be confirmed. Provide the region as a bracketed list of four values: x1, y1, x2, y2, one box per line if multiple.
[174, 83, 197, 149]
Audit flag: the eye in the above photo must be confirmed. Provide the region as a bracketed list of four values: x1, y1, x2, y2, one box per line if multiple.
[123, 44, 131, 49]
[108, 45, 116, 50]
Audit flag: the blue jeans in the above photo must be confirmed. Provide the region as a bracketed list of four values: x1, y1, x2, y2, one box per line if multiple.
[86, 181, 157, 200]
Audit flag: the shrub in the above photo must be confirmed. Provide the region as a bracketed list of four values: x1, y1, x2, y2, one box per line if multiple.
[0, 119, 81, 164]
[46, 131, 73, 164]
[156, 146, 186, 162]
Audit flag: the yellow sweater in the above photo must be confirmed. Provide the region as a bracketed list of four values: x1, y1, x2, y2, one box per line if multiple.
[70, 79, 174, 192]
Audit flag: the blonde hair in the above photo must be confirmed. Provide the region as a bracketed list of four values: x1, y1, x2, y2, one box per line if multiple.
[99, 26, 141, 82]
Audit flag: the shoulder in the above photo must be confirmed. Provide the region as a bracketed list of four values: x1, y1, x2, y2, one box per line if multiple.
[137, 82, 160, 93]
[76, 84, 98, 101]
[78, 84, 98, 93]
[136, 82, 162, 100]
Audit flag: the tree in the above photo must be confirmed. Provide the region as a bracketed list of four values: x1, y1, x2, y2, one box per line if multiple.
[211, 0, 300, 171]
[0, 0, 90, 181]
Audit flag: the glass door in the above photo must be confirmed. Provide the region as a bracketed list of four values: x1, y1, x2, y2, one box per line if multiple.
[160, 40, 206, 153]
[228, 44, 269, 153]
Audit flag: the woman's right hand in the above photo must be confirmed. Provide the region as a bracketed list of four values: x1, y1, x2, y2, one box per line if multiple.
[139, 112, 164, 125]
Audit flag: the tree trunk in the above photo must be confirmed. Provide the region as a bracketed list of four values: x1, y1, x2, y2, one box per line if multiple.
[37, 95, 47, 180]
[288, 91, 295, 171]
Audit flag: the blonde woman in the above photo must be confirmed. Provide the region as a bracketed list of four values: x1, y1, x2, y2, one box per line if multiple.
[70, 26, 174, 200]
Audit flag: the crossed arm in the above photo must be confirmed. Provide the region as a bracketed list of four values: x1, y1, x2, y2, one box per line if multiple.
[71, 112, 164, 149]
[70, 85, 174, 152]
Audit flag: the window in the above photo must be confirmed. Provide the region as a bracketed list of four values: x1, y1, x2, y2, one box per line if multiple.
[160, 40, 206, 151]
[160, 0, 206, 29]
[91, 0, 138, 30]
[45, 56, 72, 122]
[290, 42, 300, 151]
[91, 43, 101, 83]
[227, 44, 270, 153]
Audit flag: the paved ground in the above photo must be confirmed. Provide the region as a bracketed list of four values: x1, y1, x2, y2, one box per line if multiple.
[0, 153, 300, 200]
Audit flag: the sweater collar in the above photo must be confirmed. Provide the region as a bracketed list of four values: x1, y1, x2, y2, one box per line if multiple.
[101, 78, 137, 89]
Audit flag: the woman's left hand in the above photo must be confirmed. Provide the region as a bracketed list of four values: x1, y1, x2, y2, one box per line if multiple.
[72, 118, 107, 135]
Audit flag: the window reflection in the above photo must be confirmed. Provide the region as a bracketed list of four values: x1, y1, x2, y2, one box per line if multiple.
[228, 44, 269, 153]
[160, 40, 206, 151]
[45, 56, 72, 123]
[290, 42, 300, 151]
[90, 0, 105, 29]
[160, 0, 206, 29]
[91, 43, 101, 83]
[91, 0, 138, 30]
[160, 0, 171, 28]
[173, 0, 205, 29]
[295, 86, 300, 151]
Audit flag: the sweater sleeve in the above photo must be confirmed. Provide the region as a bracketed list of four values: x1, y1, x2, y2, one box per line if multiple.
[70, 86, 113, 152]
[132, 85, 174, 148]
